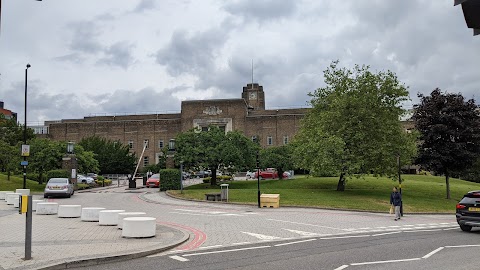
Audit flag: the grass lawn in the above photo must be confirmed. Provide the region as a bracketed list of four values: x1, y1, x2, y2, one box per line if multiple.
[169, 175, 480, 213]
[0, 173, 46, 193]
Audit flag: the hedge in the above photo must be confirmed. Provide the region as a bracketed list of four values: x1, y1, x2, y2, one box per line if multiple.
[47, 169, 70, 179]
[203, 175, 232, 183]
[159, 169, 181, 191]
[95, 179, 112, 186]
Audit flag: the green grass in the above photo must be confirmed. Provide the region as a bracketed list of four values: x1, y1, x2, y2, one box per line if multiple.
[0, 173, 46, 193]
[169, 175, 480, 213]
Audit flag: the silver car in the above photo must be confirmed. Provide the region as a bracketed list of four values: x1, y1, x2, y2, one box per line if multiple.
[44, 178, 74, 198]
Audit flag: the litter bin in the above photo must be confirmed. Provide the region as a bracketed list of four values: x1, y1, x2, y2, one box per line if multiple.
[143, 176, 147, 186]
[220, 184, 229, 202]
[128, 176, 136, 189]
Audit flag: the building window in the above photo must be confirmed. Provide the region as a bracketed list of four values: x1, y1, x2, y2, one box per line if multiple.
[201, 126, 209, 132]
[128, 140, 134, 149]
[283, 136, 289, 145]
[144, 139, 149, 149]
[252, 135, 257, 143]
[143, 156, 149, 166]
[267, 136, 273, 146]
[219, 125, 226, 133]
[158, 140, 164, 149]
[169, 139, 175, 151]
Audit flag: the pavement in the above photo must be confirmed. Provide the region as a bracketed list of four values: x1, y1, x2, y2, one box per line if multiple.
[0, 181, 189, 270]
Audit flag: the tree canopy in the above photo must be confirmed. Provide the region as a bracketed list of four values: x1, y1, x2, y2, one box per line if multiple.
[293, 61, 417, 191]
[260, 146, 294, 179]
[78, 136, 136, 174]
[412, 88, 480, 199]
[175, 126, 258, 185]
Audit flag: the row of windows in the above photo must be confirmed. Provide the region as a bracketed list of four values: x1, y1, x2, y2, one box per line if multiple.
[128, 139, 175, 150]
[251, 136, 289, 145]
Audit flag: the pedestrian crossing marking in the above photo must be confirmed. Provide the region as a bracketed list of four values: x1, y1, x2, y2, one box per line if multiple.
[241, 232, 283, 240]
[283, 229, 323, 237]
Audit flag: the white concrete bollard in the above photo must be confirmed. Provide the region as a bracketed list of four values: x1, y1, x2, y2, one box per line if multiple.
[117, 212, 147, 229]
[99, 210, 125, 226]
[36, 202, 59, 215]
[32, 200, 44, 211]
[13, 197, 20, 208]
[0, 191, 14, 200]
[6, 193, 21, 205]
[58, 205, 82, 218]
[122, 217, 157, 238]
[81, 207, 106, 222]
[15, 189, 30, 196]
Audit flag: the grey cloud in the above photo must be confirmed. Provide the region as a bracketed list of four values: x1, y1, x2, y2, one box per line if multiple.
[155, 28, 229, 76]
[97, 42, 135, 69]
[54, 53, 85, 64]
[68, 21, 103, 54]
[133, 0, 156, 13]
[223, 0, 297, 22]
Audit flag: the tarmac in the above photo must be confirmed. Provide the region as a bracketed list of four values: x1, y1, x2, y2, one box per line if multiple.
[0, 183, 189, 270]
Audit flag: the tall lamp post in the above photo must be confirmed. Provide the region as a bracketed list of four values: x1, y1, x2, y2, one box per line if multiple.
[256, 151, 261, 208]
[23, 64, 31, 189]
[397, 154, 403, 217]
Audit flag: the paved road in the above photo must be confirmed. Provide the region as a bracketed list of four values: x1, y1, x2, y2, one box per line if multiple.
[83, 227, 480, 270]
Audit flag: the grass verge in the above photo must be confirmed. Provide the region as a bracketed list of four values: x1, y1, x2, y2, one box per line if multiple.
[169, 175, 480, 213]
[0, 173, 46, 192]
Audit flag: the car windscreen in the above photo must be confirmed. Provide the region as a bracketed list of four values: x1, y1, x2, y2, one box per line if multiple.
[460, 197, 480, 204]
[48, 179, 68, 184]
[150, 174, 160, 179]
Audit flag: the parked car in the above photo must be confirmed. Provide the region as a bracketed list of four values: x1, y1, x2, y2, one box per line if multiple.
[182, 172, 190, 180]
[456, 190, 480, 231]
[77, 174, 95, 184]
[254, 168, 289, 179]
[146, 174, 160, 188]
[44, 178, 74, 198]
[86, 173, 98, 180]
[192, 171, 211, 178]
[246, 171, 256, 179]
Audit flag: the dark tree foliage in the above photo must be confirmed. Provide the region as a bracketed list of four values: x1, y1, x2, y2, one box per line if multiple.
[79, 136, 136, 174]
[412, 88, 480, 199]
[260, 146, 294, 179]
[0, 114, 35, 146]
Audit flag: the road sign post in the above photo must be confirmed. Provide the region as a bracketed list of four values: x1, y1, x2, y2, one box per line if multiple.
[19, 195, 33, 260]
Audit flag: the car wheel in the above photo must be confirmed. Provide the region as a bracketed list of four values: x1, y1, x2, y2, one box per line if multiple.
[460, 224, 472, 232]
[146, 186, 150, 188]
[44, 194, 48, 198]
[72, 190, 74, 195]
[66, 193, 71, 198]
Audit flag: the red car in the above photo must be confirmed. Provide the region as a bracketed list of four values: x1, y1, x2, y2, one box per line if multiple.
[254, 169, 288, 179]
[146, 174, 160, 188]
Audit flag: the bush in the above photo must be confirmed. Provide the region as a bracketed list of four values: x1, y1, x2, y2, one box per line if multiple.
[26, 173, 47, 183]
[95, 179, 112, 186]
[203, 177, 211, 183]
[77, 183, 89, 190]
[159, 169, 181, 191]
[203, 175, 231, 183]
[46, 169, 69, 179]
[97, 175, 104, 181]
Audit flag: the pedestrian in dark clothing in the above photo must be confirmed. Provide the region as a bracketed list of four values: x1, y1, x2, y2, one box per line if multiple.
[390, 187, 402, 221]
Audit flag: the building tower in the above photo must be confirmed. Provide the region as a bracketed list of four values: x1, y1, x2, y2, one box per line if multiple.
[241, 83, 265, 110]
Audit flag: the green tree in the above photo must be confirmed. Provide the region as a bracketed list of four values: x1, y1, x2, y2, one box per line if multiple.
[293, 61, 417, 191]
[175, 126, 258, 186]
[79, 136, 136, 174]
[412, 88, 480, 199]
[29, 138, 64, 184]
[0, 140, 20, 180]
[0, 114, 35, 146]
[260, 146, 294, 179]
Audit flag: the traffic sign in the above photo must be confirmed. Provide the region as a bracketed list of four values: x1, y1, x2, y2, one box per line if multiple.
[21, 145, 30, 157]
[20, 161, 28, 166]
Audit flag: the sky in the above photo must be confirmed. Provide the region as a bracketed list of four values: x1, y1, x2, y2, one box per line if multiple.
[0, 0, 478, 125]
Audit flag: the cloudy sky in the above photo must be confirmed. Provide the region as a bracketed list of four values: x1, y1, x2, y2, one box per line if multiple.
[0, 0, 478, 125]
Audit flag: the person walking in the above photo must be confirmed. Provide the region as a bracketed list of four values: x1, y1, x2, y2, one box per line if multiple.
[390, 187, 402, 221]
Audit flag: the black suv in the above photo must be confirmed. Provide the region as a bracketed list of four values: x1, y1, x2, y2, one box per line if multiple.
[456, 190, 480, 231]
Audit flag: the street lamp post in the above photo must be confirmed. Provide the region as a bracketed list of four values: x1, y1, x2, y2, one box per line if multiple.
[256, 152, 260, 208]
[23, 64, 31, 189]
[397, 154, 403, 217]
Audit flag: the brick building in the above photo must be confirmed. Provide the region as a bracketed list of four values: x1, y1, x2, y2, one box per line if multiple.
[39, 83, 309, 167]
[0, 101, 17, 121]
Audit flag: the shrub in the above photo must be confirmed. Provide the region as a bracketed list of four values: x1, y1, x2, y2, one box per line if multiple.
[77, 183, 89, 190]
[203, 175, 231, 183]
[46, 169, 69, 179]
[159, 169, 181, 191]
[97, 175, 105, 181]
[95, 179, 112, 186]
[203, 177, 211, 183]
[26, 173, 47, 183]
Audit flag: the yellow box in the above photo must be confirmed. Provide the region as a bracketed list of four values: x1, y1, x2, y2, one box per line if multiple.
[21, 195, 28, 213]
[260, 194, 280, 208]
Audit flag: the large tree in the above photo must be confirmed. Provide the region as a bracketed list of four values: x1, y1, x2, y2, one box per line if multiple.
[79, 136, 136, 174]
[175, 126, 258, 186]
[293, 61, 417, 191]
[412, 88, 480, 199]
[260, 146, 294, 179]
[0, 114, 35, 146]
[0, 140, 20, 180]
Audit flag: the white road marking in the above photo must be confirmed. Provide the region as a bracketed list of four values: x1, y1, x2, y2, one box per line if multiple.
[334, 265, 349, 270]
[372, 231, 401, 237]
[422, 247, 444, 259]
[445, 244, 480, 248]
[274, 238, 317, 247]
[320, 235, 371, 240]
[244, 212, 260, 215]
[241, 232, 283, 240]
[222, 213, 243, 216]
[183, 245, 271, 257]
[357, 227, 371, 230]
[267, 219, 345, 230]
[231, 242, 251, 245]
[350, 258, 421, 266]
[169, 255, 189, 262]
[442, 227, 457, 231]
[283, 228, 323, 237]
[404, 229, 442, 233]
[387, 225, 401, 228]
[199, 245, 223, 249]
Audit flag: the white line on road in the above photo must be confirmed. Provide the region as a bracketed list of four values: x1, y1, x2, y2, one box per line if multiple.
[183, 245, 271, 257]
[283, 228, 324, 237]
[350, 258, 421, 266]
[169, 255, 189, 262]
[404, 229, 442, 233]
[274, 238, 317, 247]
[445, 244, 480, 248]
[241, 232, 283, 240]
[199, 245, 223, 249]
[442, 227, 458, 231]
[422, 247, 444, 259]
[320, 235, 371, 240]
[267, 219, 345, 230]
[372, 231, 401, 237]
[334, 265, 349, 270]
[231, 242, 251, 245]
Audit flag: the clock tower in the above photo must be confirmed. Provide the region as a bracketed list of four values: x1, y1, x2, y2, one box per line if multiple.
[242, 83, 265, 110]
